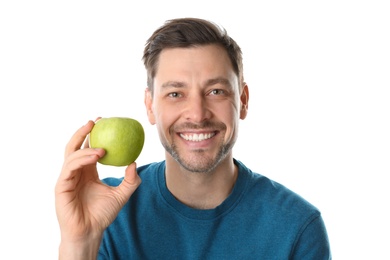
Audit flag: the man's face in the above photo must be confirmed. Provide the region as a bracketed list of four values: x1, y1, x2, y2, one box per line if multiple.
[145, 44, 248, 173]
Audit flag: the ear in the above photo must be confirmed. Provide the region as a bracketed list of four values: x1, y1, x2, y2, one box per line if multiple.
[239, 83, 249, 119]
[144, 88, 156, 125]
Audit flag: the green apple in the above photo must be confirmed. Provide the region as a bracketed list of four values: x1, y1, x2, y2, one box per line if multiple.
[89, 117, 145, 166]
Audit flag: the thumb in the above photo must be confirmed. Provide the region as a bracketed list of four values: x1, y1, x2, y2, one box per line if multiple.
[116, 162, 142, 203]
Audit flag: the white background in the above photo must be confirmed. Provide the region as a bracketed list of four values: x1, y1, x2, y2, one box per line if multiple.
[1, 1, 389, 259]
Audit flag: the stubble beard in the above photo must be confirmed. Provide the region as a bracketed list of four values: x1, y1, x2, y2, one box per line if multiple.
[162, 137, 234, 174]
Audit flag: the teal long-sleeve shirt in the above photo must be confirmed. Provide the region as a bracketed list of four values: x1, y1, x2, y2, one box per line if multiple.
[98, 159, 331, 260]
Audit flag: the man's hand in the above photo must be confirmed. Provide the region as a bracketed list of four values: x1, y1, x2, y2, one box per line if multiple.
[55, 120, 141, 259]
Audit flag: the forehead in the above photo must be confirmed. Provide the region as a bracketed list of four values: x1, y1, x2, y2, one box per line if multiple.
[155, 44, 235, 82]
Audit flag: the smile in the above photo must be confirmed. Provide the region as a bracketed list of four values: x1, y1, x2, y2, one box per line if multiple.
[180, 132, 216, 142]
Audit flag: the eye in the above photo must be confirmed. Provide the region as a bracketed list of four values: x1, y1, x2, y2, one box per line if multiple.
[210, 89, 225, 95]
[168, 92, 182, 98]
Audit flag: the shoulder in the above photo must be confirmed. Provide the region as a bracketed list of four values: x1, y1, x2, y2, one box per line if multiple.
[235, 159, 320, 218]
[235, 160, 330, 252]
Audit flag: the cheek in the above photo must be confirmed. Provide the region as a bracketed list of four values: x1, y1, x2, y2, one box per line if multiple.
[218, 105, 240, 136]
[149, 100, 177, 125]
[154, 107, 176, 131]
[213, 101, 239, 121]
[154, 112, 178, 144]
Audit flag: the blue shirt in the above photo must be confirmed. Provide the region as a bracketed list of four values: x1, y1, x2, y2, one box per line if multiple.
[98, 159, 331, 259]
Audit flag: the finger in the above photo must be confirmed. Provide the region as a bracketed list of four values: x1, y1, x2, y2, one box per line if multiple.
[55, 153, 98, 195]
[84, 135, 90, 149]
[115, 163, 141, 204]
[66, 148, 105, 170]
[123, 162, 141, 186]
[83, 117, 102, 149]
[60, 148, 105, 180]
[65, 120, 95, 158]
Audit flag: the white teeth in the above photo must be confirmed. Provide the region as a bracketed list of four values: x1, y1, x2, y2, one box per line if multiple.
[180, 132, 215, 142]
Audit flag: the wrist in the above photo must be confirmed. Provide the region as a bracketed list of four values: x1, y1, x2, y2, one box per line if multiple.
[58, 234, 103, 260]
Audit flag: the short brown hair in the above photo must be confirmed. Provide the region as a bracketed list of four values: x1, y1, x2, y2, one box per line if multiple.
[142, 18, 244, 95]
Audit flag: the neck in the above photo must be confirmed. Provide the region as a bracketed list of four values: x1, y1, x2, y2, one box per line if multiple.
[165, 155, 238, 209]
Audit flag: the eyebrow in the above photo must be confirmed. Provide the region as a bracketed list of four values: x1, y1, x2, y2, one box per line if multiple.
[205, 77, 232, 88]
[161, 81, 186, 89]
[161, 77, 232, 89]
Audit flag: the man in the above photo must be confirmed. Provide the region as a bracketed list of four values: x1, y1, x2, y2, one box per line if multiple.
[55, 18, 331, 259]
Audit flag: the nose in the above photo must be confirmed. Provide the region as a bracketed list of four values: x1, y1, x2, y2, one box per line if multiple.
[183, 93, 211, 122]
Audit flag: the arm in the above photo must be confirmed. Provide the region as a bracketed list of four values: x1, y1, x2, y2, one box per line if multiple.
[55, 120, 141, 260]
